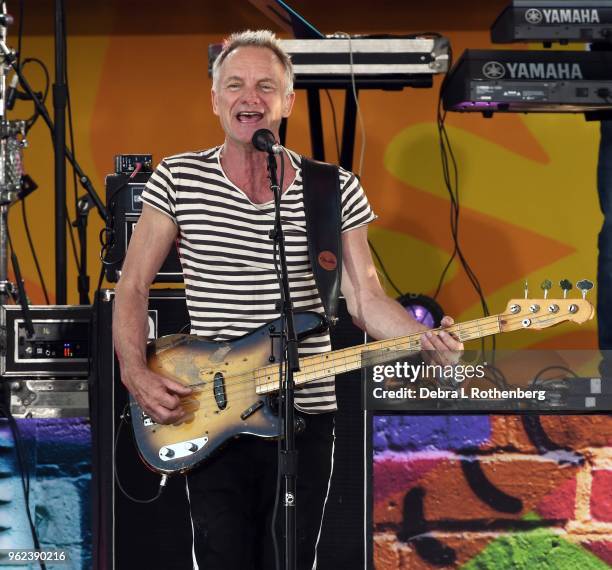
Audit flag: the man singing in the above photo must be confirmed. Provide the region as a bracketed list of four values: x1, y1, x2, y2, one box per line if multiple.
[113, 29, 462, 569]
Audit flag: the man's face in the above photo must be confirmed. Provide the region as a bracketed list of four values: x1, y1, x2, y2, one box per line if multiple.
[212, 46, 295, 147]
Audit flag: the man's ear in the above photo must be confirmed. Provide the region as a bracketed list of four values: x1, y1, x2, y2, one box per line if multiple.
[282, 92, 296, 118]
[211, 88, 219, 116]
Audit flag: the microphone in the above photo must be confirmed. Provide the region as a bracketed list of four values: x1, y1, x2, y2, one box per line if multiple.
[6, 73, 19, 110]
[252, 129, 283, 155]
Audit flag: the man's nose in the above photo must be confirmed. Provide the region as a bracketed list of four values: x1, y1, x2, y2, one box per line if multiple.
[241, 86, 261, 105]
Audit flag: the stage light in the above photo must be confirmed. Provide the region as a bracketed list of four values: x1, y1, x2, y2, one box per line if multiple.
[397, 293, 444, 329]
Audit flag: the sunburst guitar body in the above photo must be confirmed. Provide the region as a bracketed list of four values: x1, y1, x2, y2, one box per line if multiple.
[130, 312, 327, 474]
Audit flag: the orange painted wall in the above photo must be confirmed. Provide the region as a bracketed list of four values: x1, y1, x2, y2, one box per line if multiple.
[6, 1, 601, 350]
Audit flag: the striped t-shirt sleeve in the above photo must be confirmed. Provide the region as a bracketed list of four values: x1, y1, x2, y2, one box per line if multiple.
[140, 159, 178, 222]
[339, 170, 377, 232]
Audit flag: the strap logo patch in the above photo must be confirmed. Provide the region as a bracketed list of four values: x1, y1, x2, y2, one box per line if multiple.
[318, 251, 337, 271]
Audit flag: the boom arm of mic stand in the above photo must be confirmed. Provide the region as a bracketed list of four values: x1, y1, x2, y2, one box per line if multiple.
[0, 40, 109, 224]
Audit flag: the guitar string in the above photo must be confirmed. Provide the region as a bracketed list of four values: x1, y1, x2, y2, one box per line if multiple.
[179, 315, 499, 391]
[182, 309, 572, 397]
[191, 319, 494, 411]
[196, 308, 567, 393]
[153, 308, 580, 424]
[150, 308, 581, 419]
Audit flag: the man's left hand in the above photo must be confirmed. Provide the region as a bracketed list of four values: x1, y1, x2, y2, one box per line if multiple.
[420, 315, 464, 366]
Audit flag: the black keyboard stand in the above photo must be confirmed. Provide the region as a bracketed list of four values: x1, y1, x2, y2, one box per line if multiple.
[280, 75, 434, 171]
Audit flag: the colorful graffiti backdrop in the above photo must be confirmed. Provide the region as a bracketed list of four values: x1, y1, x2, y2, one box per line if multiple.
[373, 415, 612, 569]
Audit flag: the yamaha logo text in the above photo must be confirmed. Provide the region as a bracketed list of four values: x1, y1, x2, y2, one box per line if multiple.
[524, 8, 600, 25]
[482, 61, 584, 80]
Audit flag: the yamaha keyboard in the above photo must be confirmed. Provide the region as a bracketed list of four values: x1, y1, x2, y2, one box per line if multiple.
[442, 49, 612, 114]
[208, 37, 450, 89]
[491, 0, 612, 44]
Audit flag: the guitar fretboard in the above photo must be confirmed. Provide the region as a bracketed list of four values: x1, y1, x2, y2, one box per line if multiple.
[254, 315, 502, 394]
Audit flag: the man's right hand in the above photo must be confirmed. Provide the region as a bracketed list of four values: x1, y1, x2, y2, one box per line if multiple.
[122, 367, 194, 425]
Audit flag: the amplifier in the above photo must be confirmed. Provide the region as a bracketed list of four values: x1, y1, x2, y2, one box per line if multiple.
[91, 288, 192, 570]
[105, 172, 183, 283]
[1, 305, 91, 377]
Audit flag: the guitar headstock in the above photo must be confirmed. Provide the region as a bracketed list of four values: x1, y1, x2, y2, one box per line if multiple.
[500, 297, 594, 332]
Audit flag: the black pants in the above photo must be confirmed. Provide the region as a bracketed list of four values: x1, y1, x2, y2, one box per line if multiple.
[185, 412, 335, 570]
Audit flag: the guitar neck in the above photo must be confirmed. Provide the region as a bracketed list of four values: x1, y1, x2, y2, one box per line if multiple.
[255, 314, 501, 394]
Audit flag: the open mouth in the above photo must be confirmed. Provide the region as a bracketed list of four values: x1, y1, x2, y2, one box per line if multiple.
[236, 111, 263, 123]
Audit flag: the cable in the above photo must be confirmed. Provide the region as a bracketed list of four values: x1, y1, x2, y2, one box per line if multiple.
[324, 89, 341, 163]
[322, 37, 411, 307]
[270, 152, 286, 570]
[0, 404, 47, 570]
[531, 365, 579, 385]
[113, 409, 168, 503]
[333, 32, 367, 177]
[21, 198, 50, 304]
[17, 58, 51, 131]
[8, 12, 52, 306]
[433, 46, 495, 357]
[65, 204, 81, 274]
[62, 9, 83, 282]
[323, 66, 407, 300]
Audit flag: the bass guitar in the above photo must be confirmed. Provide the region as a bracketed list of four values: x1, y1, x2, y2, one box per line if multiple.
[129, 296, 593, 474]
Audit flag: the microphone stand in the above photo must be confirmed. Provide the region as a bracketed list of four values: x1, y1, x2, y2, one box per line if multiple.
[267, 149, 299, 570]
[53, 0, 67, 303]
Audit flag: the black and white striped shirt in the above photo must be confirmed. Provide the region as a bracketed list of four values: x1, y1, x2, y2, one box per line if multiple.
[140, 146, 376, 412]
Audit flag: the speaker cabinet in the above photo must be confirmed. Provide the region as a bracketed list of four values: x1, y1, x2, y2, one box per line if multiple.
[318, 299, 366, 569]
[91, 289, 192, 570]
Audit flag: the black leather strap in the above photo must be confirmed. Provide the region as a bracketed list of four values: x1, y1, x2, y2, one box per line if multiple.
[301, 157, 342, 324]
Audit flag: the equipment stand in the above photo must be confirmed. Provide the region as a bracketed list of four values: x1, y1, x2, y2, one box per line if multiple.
[267, 150, 300, 570]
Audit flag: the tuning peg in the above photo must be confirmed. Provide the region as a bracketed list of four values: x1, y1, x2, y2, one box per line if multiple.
[559, 279, 573, 299]
[524, 280, 529, 299]
[540, 279, 552, 299]
[576, 279, 594, 299]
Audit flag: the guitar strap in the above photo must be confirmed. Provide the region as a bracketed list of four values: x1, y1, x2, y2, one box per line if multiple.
[300, 156, 342, 325]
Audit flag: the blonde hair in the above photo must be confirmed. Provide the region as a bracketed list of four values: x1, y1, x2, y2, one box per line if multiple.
[212, 30, 294, 96]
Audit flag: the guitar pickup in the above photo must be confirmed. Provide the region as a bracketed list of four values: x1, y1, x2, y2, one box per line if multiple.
[240, 400, 264, 420]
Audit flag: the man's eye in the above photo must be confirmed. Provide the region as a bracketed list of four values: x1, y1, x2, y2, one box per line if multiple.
[260, 84, 274, 91]
[227, 84, 241, 90]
